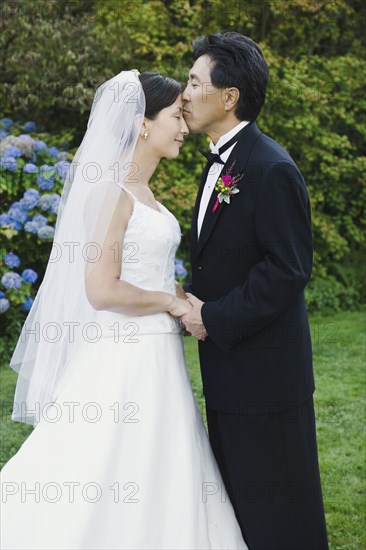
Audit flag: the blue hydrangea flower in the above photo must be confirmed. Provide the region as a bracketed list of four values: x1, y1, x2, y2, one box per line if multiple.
[1, 271, 22, 289]
[36, 164, 56, 190]
[0, 214, 12, 227]
[24, 221, 39, 234]
[21, 296, 33, 312]
[50, 194, 60, 214]
[0, 291, 6, 299]
[0, 118, 13, 130]
[23, 163, 38, 173]
[46, 146, 60, 158]
[0, 216, 22, 230]
[174, 259, 187, 278]
[19, 188, 40, 210]
[0, 298, 10, 314]
[32, 214, 48, 227]
[34, 140, 47, 151]
[22, 269, 38, 284]
[8, 202, 29, 224]
[37, 176, 55, 190]
[54, 160, 70, 179]
[39, 164, 56, 178]
[4, 252, 21, 269]
[0, 129, 8, 139]
[57, 151, 69, 161]
[18, 134, 34, 143]
[4, 145, 22, 158]
[37, 194, 52, 211]
[0, 156, 18, 171]
[23, 121, 37, 133]
[24, 187, 40, 202]
[37, 225, 55, 240]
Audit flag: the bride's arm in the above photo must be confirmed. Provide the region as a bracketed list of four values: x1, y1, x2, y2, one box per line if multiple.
[85, 190, 190, 317]
[175, 281, 188, 300]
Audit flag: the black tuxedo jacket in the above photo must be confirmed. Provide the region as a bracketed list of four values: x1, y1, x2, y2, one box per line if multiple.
[184, 122, 315, 414]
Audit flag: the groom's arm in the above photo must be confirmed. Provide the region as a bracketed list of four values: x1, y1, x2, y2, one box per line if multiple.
[201, 161, 313, 354]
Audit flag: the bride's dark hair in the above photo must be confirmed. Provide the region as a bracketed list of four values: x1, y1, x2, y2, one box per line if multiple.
[139, 72, 181, 119]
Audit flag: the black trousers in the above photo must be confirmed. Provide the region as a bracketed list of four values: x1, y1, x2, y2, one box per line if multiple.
[205, 397, 329, 550]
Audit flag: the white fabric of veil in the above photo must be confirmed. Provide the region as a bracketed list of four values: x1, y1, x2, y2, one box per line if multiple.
[9, 69, 146, 427]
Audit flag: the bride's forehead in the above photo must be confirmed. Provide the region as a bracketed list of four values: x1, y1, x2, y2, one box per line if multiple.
[165, 96, 184, 110]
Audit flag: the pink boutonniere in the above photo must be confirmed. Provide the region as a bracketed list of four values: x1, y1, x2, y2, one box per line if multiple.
[212, 161, 244, 213]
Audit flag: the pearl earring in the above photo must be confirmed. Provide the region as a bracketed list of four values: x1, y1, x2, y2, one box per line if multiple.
[144, 131, 148, 139]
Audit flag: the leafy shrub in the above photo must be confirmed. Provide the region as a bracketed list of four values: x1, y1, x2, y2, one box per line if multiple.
[0, 118, 72, 330]
[0, 118, 189, 348]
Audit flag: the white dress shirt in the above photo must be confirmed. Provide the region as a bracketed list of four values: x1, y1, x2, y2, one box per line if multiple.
[197, 120, 250, 238]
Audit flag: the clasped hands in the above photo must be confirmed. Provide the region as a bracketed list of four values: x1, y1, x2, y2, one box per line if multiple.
[170, 287, 208, 341]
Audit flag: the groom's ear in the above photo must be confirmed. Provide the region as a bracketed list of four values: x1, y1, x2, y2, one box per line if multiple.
[223, 87, 240, 112]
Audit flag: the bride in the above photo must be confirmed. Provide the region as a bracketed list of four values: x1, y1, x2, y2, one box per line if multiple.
[0, 70, 248, 549]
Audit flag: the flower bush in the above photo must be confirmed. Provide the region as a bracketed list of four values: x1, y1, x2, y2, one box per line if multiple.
[174, 258, 188, 285]
[0, 118, 188, 324]
[0, 118, 73, 321]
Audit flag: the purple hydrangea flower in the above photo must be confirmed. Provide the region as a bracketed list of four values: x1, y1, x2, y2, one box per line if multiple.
[23, 121, 37, 133]
[22, 268, 38, 284]
[0, 298, 10, 314]
[37, 225, 55, 240]
[4, 252, 21, 269]
[0, 156, 18, 171]
[23, 163, 38, 173]
[1, 271, 22, 289]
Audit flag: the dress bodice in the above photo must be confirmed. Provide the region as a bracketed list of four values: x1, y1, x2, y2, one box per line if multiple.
[96, 184, 183, 337]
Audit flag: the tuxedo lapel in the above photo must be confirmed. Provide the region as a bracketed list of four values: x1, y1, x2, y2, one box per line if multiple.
[192, 122, 262, 264]
[190, 159, 211, 261]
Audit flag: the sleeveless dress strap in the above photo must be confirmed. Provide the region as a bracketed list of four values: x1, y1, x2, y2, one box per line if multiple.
[119, 184, 137, 202]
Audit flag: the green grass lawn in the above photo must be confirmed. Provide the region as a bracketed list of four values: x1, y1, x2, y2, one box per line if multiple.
[186, 311, 366, 550]
[1, 311, 365, 549]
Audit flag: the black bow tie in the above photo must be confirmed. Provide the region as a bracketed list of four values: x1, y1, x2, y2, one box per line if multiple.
[199, 123, 251, 168]
[199, 150, 225, 167]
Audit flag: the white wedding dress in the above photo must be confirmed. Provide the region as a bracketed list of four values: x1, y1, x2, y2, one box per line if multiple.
[0, 185, 248, 550]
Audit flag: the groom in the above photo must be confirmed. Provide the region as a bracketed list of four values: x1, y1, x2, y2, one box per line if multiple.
[180, 32, 329, 549]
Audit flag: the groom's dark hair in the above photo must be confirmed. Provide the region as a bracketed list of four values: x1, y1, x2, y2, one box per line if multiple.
[192, 32, 269, 121]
